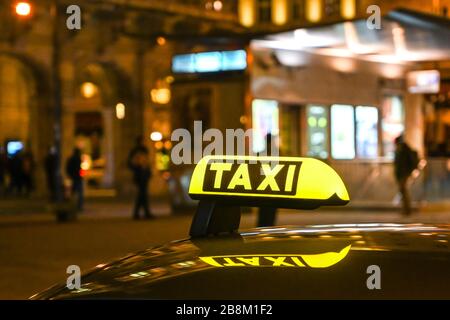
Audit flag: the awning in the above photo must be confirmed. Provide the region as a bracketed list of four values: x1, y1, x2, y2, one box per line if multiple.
[251, 8, 450, 64]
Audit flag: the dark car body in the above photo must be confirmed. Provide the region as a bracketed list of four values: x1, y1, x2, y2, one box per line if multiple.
[32, 223, 450, 299]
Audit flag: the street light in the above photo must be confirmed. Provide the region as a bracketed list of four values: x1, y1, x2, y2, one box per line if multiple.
[156, 36, 166, 46]
[14, 2, 32, 17]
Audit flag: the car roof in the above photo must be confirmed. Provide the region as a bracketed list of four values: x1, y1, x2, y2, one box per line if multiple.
[33, 223, 450, 300]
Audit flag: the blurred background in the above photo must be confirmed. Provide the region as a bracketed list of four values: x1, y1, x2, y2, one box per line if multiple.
[0, 0, 449, 299]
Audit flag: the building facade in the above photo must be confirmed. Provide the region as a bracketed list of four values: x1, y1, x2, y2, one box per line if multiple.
[0, 0, 448, 203]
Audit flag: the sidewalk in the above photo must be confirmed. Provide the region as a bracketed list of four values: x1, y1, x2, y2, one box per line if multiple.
[0, 196, 448, 221]
[0, 197, 183, 225]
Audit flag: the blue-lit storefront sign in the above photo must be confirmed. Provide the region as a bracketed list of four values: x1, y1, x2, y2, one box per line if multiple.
[172, 50, 247, 73]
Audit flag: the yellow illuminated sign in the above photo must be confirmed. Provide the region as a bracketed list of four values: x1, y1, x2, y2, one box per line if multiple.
[189, 156, 349, 208]
[200, 245, 351, 268]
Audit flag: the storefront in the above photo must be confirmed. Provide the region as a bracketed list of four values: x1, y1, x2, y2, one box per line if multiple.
[166, 49, 248, 208]
[249, 10, 450, 204]
[63, 62, 132, 198]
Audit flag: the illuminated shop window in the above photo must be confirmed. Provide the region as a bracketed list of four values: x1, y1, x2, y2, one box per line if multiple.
[307, 105, 329, 159]
[252, 99, 279, 153]
[331, 104, 355, 159]
[356, 106, 378, 159]
[381, 96, 404, 158]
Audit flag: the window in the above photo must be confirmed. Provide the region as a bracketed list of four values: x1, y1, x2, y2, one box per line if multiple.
[356, 106, 378, 159]
[307, 105, 329, 159]
[307, 104, 380, 160]
[331, 104, 355, 159]
[252, 99, 279, 153]
[381, 96, 404, 158]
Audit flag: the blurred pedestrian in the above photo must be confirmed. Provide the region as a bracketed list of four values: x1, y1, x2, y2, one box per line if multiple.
[45, 146, 58, 201]
[128, 135, 153, 220]
[8, 150, 24, 196]
[66, 147, 84, 211]
[394, 135, 419, 216]
[257, 134, 278, 227]
[22, 149, 35, 197]
[0, 147, 6, 196]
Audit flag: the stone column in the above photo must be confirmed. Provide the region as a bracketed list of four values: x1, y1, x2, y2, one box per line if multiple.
[102, 108, 115, 188]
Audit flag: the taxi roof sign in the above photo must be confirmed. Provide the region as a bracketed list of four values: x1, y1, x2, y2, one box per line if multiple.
[188, 155, 350, 237]
[189, 155, 349, 209]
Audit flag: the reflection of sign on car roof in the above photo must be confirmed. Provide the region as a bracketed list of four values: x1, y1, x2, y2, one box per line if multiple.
[200, 245, 351, 268]
[189, 155, 350, 209]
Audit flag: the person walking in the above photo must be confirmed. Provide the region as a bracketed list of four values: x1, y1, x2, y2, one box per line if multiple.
[21, 149, 34, 197]
[128, 136, 153, 220]
[394, 135, 419, 216]
[66, 147, 84, 211]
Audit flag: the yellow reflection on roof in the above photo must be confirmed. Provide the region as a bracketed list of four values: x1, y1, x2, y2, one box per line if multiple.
[199, 245, 351, 269]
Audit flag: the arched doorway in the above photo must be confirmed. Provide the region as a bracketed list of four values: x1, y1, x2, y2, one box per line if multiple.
[0, 57, 30, 146]
[0, 54, 50, 195]
[71, 62, 131, 195]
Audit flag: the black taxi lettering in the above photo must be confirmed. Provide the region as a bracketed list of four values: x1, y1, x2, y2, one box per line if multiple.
[203, 161, 302, 195]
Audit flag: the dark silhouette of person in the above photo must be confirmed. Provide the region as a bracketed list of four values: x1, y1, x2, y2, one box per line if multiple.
[257, 133, 278, 227]
[66, 147, 84, 211]
[0, 147, 6, 196]
[394, 135, 418, 216]
[8, 150, 24, 196]
[128, 136, 153, 220]
[45, 146, 58, 201]
[21, 149, 34, 196]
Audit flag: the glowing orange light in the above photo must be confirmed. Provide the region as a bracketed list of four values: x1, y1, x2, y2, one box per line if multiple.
[157, 36, 166, 46]
[155, 141, 163, 150]
[80, 82, 98, 98]
[238, 0, 256, 27]
[213, 0, 223, 11]
[340, 0, 356, 20]
[15, 2, 31, 16]
[272, 0, 289, 26]
[151, 88, 171, 104]
[164, 141, 172, 149]
[306, 0, 322, 23]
